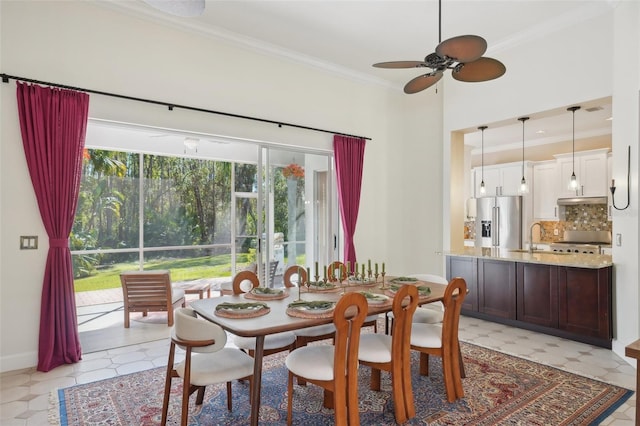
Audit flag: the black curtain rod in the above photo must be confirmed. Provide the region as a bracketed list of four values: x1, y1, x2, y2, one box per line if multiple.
[0, 73, 371, 141]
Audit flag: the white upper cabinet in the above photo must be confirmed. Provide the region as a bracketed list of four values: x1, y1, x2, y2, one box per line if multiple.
[532, 160, 558, 220]
[555, 149, 609, 198]
[474, 163, 530, 197]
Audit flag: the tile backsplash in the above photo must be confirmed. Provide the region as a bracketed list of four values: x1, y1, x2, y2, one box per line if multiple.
[464, 203, 611, 243]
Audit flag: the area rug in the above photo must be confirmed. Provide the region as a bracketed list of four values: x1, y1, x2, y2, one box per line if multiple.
[50, 342, 632, 425]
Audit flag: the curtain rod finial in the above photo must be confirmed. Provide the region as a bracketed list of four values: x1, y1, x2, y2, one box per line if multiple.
[1, 74, 9, 83]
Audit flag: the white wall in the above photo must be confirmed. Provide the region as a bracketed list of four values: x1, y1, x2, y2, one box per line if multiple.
[0, 1, 443, 371]
[610, 0, 640, 361]
[442, 3, 639, 362]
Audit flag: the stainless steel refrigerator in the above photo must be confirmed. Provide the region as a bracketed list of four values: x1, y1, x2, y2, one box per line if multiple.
[475, 196, 523, 249]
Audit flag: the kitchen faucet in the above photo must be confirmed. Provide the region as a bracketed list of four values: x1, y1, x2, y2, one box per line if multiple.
[529, 222, 543, 253]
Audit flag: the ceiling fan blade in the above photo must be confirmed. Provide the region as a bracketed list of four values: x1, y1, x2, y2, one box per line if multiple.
[373, 61, 428, 69]
[404, 73, 443, 94]
[436, 35, 487, 63]
[452, 57, 506, 82]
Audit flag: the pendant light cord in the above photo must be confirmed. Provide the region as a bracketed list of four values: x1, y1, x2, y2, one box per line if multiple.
[478, 125, 487, 183]
[568, 106, 580, 174]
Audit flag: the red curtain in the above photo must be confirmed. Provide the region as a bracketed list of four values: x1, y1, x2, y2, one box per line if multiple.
[16, 82, 89, 371]
[333, 135, 366, 269]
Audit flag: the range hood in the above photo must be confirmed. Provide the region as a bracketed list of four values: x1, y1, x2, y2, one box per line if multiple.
[557, 196, 608, 206]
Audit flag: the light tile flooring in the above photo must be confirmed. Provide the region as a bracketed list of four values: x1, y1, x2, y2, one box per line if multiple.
[1, 314, 637, 425]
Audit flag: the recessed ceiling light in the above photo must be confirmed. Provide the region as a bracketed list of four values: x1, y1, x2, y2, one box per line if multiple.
[535, 130, 546, 134]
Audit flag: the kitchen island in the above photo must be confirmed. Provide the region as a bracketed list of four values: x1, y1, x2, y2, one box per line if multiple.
[447, 248, 613, 348]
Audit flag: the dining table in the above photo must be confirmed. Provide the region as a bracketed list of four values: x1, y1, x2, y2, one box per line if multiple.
[190, 276, 448, 426]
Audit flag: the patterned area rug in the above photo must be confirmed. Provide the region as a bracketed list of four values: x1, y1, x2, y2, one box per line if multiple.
[50, 342, 632, 425]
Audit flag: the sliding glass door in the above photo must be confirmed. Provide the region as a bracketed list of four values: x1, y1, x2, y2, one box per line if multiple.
[231, 146, 340, 286]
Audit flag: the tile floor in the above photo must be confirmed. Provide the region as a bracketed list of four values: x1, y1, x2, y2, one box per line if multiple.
[0, 314, 637, 425]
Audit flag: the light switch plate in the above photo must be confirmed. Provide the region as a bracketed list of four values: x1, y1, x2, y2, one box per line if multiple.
[616, 233, 622, 246]
[20, 236, 38, 250]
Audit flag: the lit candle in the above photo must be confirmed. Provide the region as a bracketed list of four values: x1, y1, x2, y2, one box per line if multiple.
[382, 262, 385, 274]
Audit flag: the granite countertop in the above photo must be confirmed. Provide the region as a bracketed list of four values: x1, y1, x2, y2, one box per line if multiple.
[447, 247, 613, 269]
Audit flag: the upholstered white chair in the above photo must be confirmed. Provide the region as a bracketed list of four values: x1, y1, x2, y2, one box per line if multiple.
[285, 292, 369, 426]
[358, 284, 419, 424]
[385, 273, 447, 334]
[230, 270, 297, 356]
[410, 277, 467, 403]
[161, 307, 254, 426]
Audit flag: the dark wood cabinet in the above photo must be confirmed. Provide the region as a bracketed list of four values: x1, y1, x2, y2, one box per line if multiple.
[478, 259, 516, 319]
[447, 254, 612, 348]
[446, 256, 477, 312]
[516, 263, 558, 327]
[558, 266, 611, 340]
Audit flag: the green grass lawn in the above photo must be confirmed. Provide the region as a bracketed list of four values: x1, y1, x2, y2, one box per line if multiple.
[74, 253, 253, 292]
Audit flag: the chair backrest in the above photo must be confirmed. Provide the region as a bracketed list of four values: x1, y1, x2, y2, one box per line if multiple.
[283, 265, 307, 288]
[173, 307, 227, 353]
[327, 261, 347, 282]
[332, 292, 368, 404]
[120, 270, 173, 306]
[257, 260, 278, 287]
[407, 273, 448, 285]
[232, 270, 260, 294]
[265, 260, 279, 286]
[441, 278, 468, 348]
[390, 285, 419, 361]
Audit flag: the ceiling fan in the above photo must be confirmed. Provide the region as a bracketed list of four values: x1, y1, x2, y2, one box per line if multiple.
[373, 0, 506, 94]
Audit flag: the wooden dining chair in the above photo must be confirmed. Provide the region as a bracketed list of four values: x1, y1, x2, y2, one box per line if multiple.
[161, 307, 254, 426]
[385, 273, 466, 378]
[120, 270, 185, 328]
[327, 260, 379, 333]
[285, 292, 368, 426]
[283, 265, 336, 350]
[327, 261, 347, 282]
[231, 270, 297, 356]
[410, 277, 467, 403]
[357, 284, 419, 424]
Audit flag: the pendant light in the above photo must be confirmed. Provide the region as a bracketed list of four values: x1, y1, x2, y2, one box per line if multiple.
[567, 106, 581, 190]
[518, 117, 529, 194]
[478, 126, 488, 194]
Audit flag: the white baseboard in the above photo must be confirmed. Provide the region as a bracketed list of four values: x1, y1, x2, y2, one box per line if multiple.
[0, 351, 38, 373]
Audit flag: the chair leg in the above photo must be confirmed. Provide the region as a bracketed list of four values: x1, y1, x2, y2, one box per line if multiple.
[181, 348, 192, 426]
[441, 349, 456, 403]
[226, 381, 232, 410]
[287, 372, 294, 426]
[161, 342, 176, 425]
[370, 368, 381, 391]
[401, 354, 416, 420]
[419, 353, 430, 376]
[391, 362, 407, 424]
[458, 344, 466, 379]
[124, 307, 130, 328]
[195, 386, 206, 405]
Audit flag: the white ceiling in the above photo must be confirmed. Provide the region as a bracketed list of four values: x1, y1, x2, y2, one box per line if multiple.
[103, 0, 615, 153]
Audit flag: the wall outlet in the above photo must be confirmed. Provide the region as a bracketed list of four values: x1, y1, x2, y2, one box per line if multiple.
[553, 229, 559, 236]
